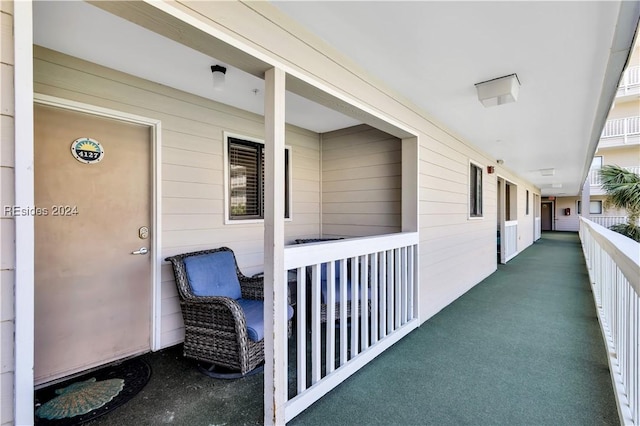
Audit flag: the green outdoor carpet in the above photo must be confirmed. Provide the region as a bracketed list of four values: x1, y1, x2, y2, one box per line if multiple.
[84, 232, 617, 426]
[290, 232, 618, 426]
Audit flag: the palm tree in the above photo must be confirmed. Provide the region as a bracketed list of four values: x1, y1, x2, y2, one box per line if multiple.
[598, 165, 640, 242]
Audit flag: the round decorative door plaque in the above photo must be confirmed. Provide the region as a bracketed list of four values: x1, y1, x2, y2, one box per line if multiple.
[71, 137, 104, 164]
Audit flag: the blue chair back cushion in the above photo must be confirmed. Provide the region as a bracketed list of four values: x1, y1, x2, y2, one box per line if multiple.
[183, 251, 242, 299]
[320, 261, 370, 303]
[237, 299, 294, 342]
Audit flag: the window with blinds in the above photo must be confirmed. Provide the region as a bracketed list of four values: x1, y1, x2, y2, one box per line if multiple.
[227, 137, 290, 221]
[470, 162, 483, 218]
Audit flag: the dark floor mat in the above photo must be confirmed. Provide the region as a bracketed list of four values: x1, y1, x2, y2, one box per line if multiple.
[34, 357, 151, 426]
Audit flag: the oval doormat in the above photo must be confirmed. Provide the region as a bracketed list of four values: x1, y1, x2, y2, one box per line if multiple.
[35, 357, 151, 425]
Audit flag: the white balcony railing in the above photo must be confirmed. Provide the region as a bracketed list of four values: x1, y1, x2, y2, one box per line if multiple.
[590, 216, 629, 229]
[589, 166, 640, 186]
[534, 217, 541, 241]
[503, 220, 518, 262]
[279, 233, 420, 422]
[618, 65, 640, 96]
[601, 116, 640, 141]
[580, 218, 639, 426]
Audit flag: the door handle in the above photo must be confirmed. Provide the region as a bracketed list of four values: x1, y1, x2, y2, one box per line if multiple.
[131, 247, 149, 255]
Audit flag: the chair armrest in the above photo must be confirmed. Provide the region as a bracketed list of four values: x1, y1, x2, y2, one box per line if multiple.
[243, 274, 292, 305]
[181, 296, 250, 343]
[239, 275, 264, 300]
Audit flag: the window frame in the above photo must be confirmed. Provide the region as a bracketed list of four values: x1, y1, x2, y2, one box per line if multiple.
[468, 160, 484, 219]
[223, 132, 292, 224]
[577, 200, 603, 215]
[526, 190, 530, 215]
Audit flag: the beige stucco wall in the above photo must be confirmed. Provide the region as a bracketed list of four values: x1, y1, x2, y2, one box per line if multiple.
[0, 1, 14, 424]
[596, 144, 640, 168]
[607, 101, 639, 120]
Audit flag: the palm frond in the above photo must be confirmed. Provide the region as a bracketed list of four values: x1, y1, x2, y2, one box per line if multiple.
[599, 165, 640, 211]
[609, 223, 640, 242]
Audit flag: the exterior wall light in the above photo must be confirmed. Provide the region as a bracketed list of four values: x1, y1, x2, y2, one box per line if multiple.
[211, 65, 227, 91]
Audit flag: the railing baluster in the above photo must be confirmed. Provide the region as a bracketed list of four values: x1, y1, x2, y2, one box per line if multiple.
[371, 252, 379, 344]
[401, 246, 408, 324]
[339, 258, 348, 366]
[360, 254, 369, 351]
[407, 246, 414, 320]
[326, 261, 336, 374]
[311, 264, 321, 384]
[296, 267, 306, 394]
[387, 249, 394, 333]
[379, 250, 387, 338]
[350, 256, 359, 359]
[394, 248, 402, 329]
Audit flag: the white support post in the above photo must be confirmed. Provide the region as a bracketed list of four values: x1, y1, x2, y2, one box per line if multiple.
[263, 67, 287, 426]
[13, 2, 35, 424]
[401, 137, 419, 233]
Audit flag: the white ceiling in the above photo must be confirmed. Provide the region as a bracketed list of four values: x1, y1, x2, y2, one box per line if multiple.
[32, 1, 360, 133]
[33, 1, 638, 196]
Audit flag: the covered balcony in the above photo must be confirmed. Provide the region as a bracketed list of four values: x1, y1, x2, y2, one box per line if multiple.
[599, 116, 640, 148]
[617, 65, 640, 99]
[588, 166, 640, 195]
[77, 228, 637, 425]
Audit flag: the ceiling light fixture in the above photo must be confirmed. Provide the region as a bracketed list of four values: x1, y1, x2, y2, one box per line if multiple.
[211, 65, 227, 91]
[475, 73, 520, 107]
[540, 168, 555, 176]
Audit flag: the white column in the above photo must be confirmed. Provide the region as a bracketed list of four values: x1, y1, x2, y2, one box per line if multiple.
[401, 137, 418, 233]
[581, 177, 590, 221]
[498, 178, 506, 264]
[13, 1, 35, 424]
[263, 67, 287, 426]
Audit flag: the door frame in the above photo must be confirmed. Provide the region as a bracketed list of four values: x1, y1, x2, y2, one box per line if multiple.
[541, 200, 554, 231]
[32, 94, 163, 350]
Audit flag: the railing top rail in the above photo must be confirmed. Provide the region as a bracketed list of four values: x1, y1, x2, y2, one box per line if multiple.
[580, 217, 640, 295]
[284, 232, 419, 270]
[504, 220, 518, 226]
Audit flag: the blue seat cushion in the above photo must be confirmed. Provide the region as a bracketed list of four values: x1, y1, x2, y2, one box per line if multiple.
[183, 251, 242, 299]
[236, 299, 294, 342]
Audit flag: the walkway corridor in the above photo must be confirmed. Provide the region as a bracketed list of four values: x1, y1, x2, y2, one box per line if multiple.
[291, 232, 618, 425]
[85, 232, 618, 425]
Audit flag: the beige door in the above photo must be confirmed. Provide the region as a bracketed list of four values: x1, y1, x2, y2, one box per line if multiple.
[34, 104, 152, 385]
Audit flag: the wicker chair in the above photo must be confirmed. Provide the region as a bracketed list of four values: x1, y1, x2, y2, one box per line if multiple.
[165, 247, 293, 378]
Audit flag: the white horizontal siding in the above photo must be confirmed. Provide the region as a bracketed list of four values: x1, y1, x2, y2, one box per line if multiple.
[34, 46, 321, 349]
[321, 125, 402, 237]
